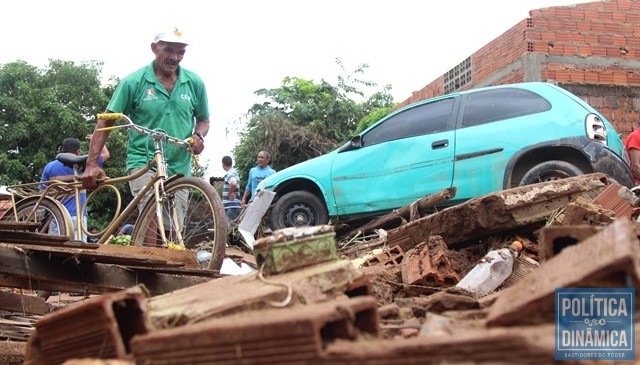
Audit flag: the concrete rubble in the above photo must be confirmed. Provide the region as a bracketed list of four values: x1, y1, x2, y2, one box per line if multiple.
[0, 173, 638, 364]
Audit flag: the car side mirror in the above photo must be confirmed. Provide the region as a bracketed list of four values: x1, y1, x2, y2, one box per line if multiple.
[338, 135, 363, 152]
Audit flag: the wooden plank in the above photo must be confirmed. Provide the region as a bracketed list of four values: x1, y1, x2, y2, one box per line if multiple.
[343, 187, 457, 239]
[13, 244, 182, 267]
[0, 291, 50, 315]
[0, 221, 40, 231]
[1, 232, 200, 268]
[386, 173, 612, 252]
[0, 317, 37, 327]
[147, 260, 364, 328]
[0, 245, 210, 295]
[97, 243, 200, 269]
[0, 230, 74, 245]
[124, 266, 220, 277]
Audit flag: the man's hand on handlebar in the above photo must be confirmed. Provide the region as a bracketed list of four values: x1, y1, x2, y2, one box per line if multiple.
[81, 166, 108, 190]
[190, 136, 205, 155]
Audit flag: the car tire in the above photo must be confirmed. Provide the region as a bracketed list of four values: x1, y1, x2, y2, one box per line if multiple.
[270, 191, 329, 230]
[519, 160, 584, 186]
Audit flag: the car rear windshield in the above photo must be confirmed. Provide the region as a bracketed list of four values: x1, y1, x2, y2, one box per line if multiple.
[460, 88, 551, 127]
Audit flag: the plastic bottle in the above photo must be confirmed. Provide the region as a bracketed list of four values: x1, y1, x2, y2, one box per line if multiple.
[456, 241, 524, 296]
[196, 250, 212, 264]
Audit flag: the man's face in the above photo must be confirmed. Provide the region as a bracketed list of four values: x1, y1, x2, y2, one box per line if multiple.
[257, 153, 269, 168]
[152, 41, 187, 75]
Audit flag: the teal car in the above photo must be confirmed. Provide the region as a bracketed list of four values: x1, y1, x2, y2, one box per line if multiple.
[259, 82, 634, 229]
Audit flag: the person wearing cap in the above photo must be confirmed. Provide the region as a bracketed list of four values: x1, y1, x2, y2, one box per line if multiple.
[40, 135, 110, 241]
[80, 27, 209, 210]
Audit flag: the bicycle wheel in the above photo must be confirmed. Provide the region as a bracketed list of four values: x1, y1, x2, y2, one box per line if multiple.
[131, 176, 227, 270]
[1, 196, 73, 239]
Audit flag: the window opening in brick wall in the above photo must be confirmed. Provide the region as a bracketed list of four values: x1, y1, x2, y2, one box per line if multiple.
[444, 57, 472, 94]
[527, 18, 533, 27]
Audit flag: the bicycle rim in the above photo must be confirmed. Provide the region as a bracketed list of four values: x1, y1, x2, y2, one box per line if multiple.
[131, 176, 227, 271]
[1, 197, 73, 239]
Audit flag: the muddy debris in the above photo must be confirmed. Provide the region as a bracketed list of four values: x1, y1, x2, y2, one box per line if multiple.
[4, 173, 640, 364]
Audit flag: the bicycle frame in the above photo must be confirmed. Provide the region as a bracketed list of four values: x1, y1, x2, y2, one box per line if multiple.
[7, 119, 191, 247]
[89, 130, 185, 245]
[6, 180, 75, 235]
[91, 137, 179, 245]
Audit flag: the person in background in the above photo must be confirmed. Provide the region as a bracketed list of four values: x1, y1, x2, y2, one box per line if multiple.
[221, 155, 242, 227]
[241, 150, 276, 209]
[118, 223, 134, 236]
[40, 135, 110, 241]
[87, 226, 100, 243]
[625, 127, 640, 185]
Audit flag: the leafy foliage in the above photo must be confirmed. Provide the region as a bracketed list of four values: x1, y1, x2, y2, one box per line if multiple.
[233, 59, 396, 184]
[356, 105, 395, 134]
[0, 60, 113, 184]
[107, 234, 131, 246]
[0, 59, 126, 228]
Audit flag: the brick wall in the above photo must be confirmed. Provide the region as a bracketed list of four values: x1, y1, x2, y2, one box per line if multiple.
[397, 0, 640, 137]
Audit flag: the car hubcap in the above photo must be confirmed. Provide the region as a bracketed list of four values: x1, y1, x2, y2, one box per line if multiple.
[285, 203, 314, 227]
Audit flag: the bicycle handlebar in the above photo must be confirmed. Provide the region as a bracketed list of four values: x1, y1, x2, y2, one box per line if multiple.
[97, 112, 124, 120]
[96, 113, 193, 148]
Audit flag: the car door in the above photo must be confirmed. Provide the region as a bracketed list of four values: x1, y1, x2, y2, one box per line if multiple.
[330, 97, 457, 218]
[452, 87, 552, 199]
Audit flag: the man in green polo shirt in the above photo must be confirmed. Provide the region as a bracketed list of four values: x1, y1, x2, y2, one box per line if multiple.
[81, 27, 209, 195]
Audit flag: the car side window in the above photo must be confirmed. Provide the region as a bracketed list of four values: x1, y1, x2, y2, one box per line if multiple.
[362, 98, 455, 147]
[460, 88, 550, 128]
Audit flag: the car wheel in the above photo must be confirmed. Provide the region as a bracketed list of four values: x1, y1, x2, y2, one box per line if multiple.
[519, 160, 584, 186]
[270, 191, 329, 230]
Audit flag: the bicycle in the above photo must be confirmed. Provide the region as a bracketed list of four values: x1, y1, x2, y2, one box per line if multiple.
[1, 113, 228, 270]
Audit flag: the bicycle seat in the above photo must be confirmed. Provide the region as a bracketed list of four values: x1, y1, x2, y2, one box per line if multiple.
[56, 153, 89, 168]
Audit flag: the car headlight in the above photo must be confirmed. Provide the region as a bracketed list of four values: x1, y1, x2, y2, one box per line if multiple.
[585, 114, 607, 145]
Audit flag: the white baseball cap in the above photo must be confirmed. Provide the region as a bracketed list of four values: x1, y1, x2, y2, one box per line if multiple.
[153, 27, 190, 45]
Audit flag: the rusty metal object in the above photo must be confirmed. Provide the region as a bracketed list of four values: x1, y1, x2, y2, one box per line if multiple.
[254, 225, 338, 275]
[25, 288, 149, 364]
[131, 296, 379, 364]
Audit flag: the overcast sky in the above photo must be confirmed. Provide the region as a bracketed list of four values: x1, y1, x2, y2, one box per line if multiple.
[2, 0, 592, 176]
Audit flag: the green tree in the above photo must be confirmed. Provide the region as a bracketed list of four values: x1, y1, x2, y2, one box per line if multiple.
[233, 60, 396, 185]
[0, 60, 114, 184]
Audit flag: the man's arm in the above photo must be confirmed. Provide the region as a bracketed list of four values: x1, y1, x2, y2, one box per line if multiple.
[228, 179, 238, 200]
[630, 148, 640, 180]
[80, 113, 114, 189]
[241, 170, 253, 208]
[190, 118, 210, 155]
[87, 134, 110, 163]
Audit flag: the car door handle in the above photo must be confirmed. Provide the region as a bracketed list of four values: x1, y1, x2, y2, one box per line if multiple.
[432, 139, 449, 149]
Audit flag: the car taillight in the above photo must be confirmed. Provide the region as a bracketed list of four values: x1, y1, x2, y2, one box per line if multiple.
[585, 114, 607, 145]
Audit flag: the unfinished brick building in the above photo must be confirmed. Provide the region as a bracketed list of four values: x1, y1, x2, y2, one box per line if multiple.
[397, 0, 640, 138]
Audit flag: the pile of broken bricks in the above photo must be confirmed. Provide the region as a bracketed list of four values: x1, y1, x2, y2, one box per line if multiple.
[20, 173, 640, 364]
